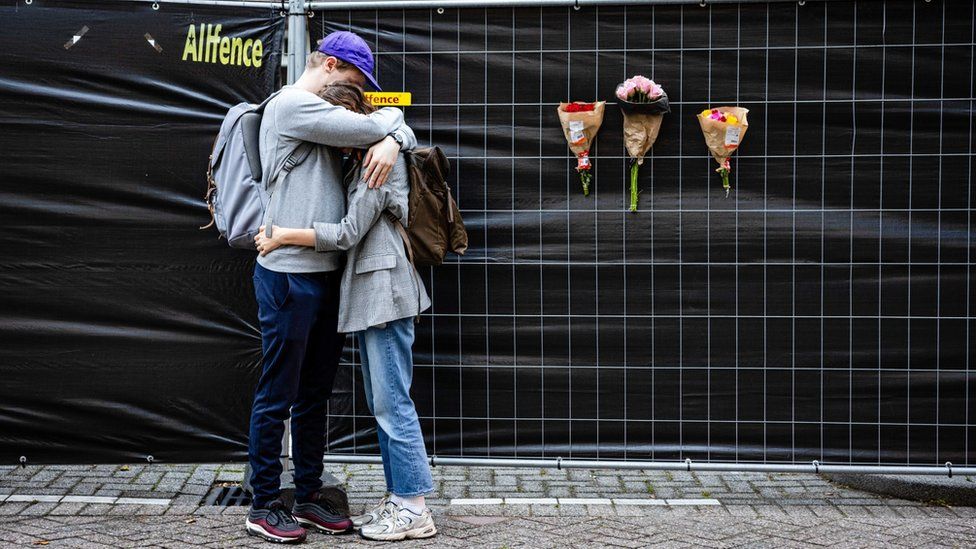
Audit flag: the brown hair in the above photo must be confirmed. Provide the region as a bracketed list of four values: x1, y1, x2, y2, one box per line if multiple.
[316, 82, 376, 115]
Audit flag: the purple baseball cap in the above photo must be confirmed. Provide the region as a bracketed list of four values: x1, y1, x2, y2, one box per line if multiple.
[316, 31, 382, 91]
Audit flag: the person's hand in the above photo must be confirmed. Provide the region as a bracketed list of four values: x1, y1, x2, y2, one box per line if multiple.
[361, 135, 400, 189]
[254, 225, 284, 257]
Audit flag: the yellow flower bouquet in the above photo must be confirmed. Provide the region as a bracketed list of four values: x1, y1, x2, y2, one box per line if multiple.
[696, 106, 749, 197]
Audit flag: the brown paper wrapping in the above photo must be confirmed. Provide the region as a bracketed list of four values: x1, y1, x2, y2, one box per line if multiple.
[557, 101, 606, 154]
[696, 106, 749, 166]
[623, 112, 664, 165]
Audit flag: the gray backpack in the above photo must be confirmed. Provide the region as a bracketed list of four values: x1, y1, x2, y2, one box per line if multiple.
[201, 90, 312, 249]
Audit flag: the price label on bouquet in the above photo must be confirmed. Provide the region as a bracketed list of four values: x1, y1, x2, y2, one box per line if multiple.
[577, 151, 591, 169]
[569, 120, 587, 146]
[724, 125, 741, 148]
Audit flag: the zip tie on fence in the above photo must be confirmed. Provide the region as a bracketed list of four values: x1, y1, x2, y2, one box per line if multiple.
[946, 461, 953, 478]
[19, 456, 27, 469]
[64, 26, 89, 50]
[812, 460, 820, 474]
[685, 458, 692, 472]
[145, 33, 163, 53]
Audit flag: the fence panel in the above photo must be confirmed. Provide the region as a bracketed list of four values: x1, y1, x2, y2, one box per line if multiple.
[319, 0, 975, 467]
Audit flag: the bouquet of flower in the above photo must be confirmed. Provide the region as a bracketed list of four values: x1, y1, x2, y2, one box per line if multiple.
[557, 101, 606, 196]
[696, 106, 749, 197]
[616, 75, 670, 212]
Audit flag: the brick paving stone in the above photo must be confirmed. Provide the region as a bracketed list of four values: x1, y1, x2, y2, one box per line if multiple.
[21, 502, 59, 516]
[49, 502, 89, 516]
[546, 486, 571, 498]
[215, 470, 243, 483]
[171, 494, 204, 505]
[77, 504, 114, 516]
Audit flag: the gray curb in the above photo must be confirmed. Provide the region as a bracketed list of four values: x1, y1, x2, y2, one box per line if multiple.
[822, 473, 976, 507]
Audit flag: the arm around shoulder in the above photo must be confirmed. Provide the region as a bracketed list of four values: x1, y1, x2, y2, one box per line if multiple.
[313, 179, 392, 252]
[277, 91, 405, 148]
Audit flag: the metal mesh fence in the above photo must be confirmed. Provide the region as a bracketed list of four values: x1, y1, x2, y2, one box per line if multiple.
[317, 0, 975, 467]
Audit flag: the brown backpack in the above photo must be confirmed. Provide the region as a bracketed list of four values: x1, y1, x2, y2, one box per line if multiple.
[388, 147, 467, 267]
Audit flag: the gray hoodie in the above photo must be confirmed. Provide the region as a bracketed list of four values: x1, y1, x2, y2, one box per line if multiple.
[257, 85, 416, 273]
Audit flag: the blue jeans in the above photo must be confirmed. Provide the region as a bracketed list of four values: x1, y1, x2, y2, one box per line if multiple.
[249, 263, 344, 508]
[357, 317, 434, 497]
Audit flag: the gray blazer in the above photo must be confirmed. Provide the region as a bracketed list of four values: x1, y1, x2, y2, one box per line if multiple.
[313, 155, 432, 333]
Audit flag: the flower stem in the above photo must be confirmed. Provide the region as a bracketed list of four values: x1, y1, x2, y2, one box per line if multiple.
[629, 161, 640, 212]
[580, 171, 591, 196]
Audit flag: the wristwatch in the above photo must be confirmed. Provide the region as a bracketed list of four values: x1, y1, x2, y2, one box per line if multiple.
[389, 130, 404, 147]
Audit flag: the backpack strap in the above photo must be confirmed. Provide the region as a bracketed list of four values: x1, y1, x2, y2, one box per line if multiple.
[264, 141, 314, 237]
[253, 89, 284, 114]
[386, 210, 422, 323]
[386, 211, 414, 265]
[281, 142, 313, 178]
[210, 90, 284, 169]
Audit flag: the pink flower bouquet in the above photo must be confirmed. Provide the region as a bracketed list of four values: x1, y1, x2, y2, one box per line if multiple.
[616, 75, 669, 212]
[557, 101, 606, 196]
[696, 106, 749, 197]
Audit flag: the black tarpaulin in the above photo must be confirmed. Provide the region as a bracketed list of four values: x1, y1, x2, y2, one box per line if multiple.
[0, 1, 284, 463]
[0, 0, 972, 467]
[321, 1, 975, 466]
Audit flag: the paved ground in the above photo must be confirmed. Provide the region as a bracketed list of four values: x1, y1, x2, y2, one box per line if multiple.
[1, 463, 974, 547]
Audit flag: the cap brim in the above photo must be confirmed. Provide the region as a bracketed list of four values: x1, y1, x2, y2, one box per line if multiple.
[362, 70, 382, 92]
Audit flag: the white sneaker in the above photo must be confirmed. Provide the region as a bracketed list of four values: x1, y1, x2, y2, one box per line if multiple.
[352, 496, 392, 530]
[359, 502, 437, 541]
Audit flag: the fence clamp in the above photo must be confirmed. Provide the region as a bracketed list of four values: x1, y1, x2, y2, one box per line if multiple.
[430, 455, 436, 468]
[146, 455, 154, 465]
[812, 460, 820, 474]
[556, 457, 563, 471]
[945, 461, 953, 478]
[19, 456, 27, 469]
[685, 458, 692, 472]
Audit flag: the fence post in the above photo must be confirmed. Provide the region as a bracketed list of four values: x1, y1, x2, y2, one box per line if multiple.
[286, 0, 308, 85]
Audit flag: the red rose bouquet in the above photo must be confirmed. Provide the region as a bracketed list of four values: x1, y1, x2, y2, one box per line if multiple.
[557, 101, 606, 196]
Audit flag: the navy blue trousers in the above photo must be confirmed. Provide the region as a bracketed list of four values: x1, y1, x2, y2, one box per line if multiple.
[249, 262, 344, 508]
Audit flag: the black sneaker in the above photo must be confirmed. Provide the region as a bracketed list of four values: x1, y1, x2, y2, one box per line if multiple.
[292, 492, 354, 535]
[245, 499, 308, 544]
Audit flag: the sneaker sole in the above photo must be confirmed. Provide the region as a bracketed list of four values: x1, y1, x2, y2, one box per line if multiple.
[294, 516, 353, 535]
[360, 524, 437, 541]
[245, 520, 307, 544]
[352, 514, 383, 530]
